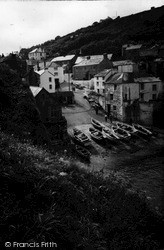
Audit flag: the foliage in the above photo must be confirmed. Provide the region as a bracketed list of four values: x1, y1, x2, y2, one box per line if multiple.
[20, 6, 164, 59]
[0, 131, 164, 249]
[0, 64, 49, 145]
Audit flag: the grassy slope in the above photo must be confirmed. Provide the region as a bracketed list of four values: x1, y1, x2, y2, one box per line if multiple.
[21, 5, 164, 58]
[0, 132, 164, 249]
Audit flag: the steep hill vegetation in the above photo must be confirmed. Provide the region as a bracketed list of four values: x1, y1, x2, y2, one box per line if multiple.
[20, 5, 164, 59]
[0, 131, 164, 249]
[0, 64, 49, 145]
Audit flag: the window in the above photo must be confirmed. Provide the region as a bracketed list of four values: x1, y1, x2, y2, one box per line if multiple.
[103, 89, 105, 93]
[55, 79, 60, 89]
[114, 85, 117, 90]
[49, 84, 52, 90]
[113, 105, 116, 111]
[152, 84, 157, 91]
[140, 83, 144, 90]
[97, 89, 99, 93]
[140, 93, 144, 101]
[97, 82, 99, 86]
[124, 94, 128, 100]
[49, 77, 52, 82]
[152, 94, 156, 100]
[110, 94, 113, 100]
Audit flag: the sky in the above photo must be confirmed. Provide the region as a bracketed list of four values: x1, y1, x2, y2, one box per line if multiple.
[0, 0, 164, 55]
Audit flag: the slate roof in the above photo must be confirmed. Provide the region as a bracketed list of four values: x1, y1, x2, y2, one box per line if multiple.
[29, 48, 38, 54]
[34, 69, 55, 77]
[74, 54, 112, 67]
[95, 69, 112, 77]
[113, 60, 135, 67]
[134, 77, 161, 83]
[30, 86, 43, 97]
[75, 56, 85, 65]
[105, 72, 135, 84]
[34, 69, 45, 76]
[126, 44, 142, 50]
[51, 55, 75, 62]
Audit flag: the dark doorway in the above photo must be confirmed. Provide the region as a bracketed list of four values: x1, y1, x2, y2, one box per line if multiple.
[107, 104, 111, 116]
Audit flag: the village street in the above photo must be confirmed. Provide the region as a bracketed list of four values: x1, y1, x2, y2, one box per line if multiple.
[62, 86, 164, 216]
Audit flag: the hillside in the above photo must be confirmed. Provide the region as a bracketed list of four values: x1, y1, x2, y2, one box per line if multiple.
[20, 5, 164, 59]
[0, 130, 164, 249]
[0, 64, 49, 145]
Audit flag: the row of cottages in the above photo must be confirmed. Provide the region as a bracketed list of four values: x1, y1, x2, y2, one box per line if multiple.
[33, 55, 77, 91]
[122, 43, 164, 79]
[93, 69, 163, 125]
[31, 57, 75, 104]
[29, 86, 67, 142]
[73, 53, 113, 87]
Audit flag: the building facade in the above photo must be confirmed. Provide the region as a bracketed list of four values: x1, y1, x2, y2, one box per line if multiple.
[30, 86, 67, 141]
[73, 54, 113, 81]
[94, 69, 116, 95]
[105, 72, 140, 122]
[35, 68, 60, 93]
[135, 77, 163, 102]
[28, 48, 46, 61]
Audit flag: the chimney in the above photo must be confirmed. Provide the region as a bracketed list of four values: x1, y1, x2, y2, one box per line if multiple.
[44, 60, 46, 69]
[37, 61, 40, 71]
[103, 53, 108, 59]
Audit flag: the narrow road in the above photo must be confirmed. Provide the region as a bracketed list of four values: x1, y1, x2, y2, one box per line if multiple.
[63, 88, 107, 128]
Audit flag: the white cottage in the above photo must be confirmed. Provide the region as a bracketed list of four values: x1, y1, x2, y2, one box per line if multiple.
[35, 68, 60, 93]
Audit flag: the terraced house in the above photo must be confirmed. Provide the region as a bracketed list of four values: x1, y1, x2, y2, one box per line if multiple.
[135, 76, 163, 125]
[104, 72, 140, 123]
[30, 86, 67, 141]
[35, 67, 61, 93]
[73, 53, 113, 81]
[104, 73, 163, 125]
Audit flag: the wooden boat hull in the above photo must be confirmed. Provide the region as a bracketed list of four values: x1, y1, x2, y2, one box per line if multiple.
[132, 124, 152, 139]
[113, 121, 138, 136]
[72, 128, 91, 146]
[91, 118, 103, 131]
[112, 126, 131, 140]
[75, 145, 91, 161]
[102, 127, 119, 142]
[89, 127, 105, 142]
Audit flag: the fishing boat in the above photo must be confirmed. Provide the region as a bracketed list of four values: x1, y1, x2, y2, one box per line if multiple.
[132, 123, 152, 138]
[111, 125, 131, 140]
[89, 127, 104, 142]
[72, 128, 91, 146]
[91, 118, 104, 131]
[75, 144, 91, 161]
[102, 126, 120, 142]
[113, 121, 138, 136]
